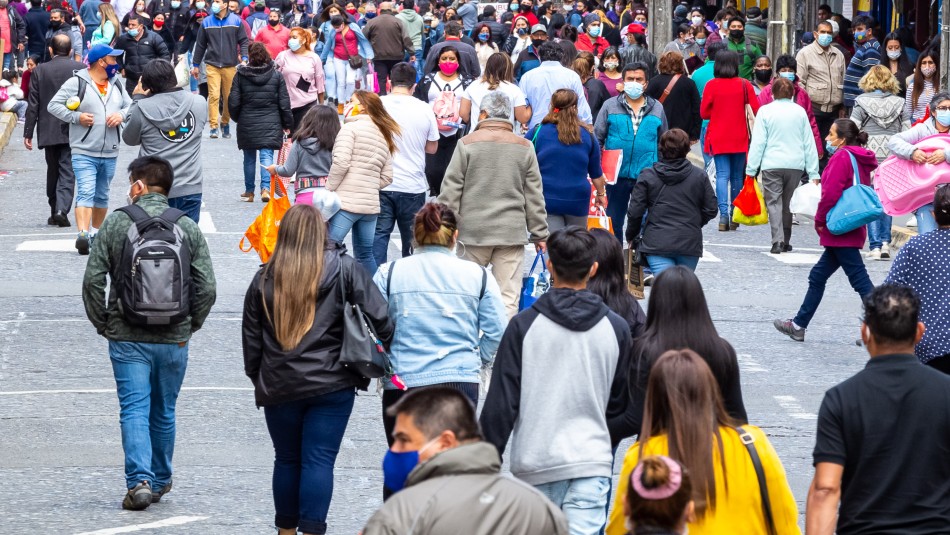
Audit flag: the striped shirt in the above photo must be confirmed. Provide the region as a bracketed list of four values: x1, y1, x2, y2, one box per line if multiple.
[904, 79, 935, 124]
[843, 38, 881, 107]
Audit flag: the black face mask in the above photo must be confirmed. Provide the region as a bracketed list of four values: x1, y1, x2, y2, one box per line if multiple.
[754, 68, 772, 83]
[532, 38, 545, 49]
[729, 29, 744, 41]
[49, 20, 62, 29]
[268, 18, 279, 25]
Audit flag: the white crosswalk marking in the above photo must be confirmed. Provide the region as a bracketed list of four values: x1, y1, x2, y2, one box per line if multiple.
[15, 239, 75, 252]
[773, 395, 818, 420]
[763, 252, 823, 264]
[700, 250, 721, 262]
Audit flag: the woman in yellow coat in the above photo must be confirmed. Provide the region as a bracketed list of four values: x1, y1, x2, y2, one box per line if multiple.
[607, 349, 801, 535]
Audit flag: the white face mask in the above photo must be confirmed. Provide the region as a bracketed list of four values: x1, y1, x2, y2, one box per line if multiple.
[127, 180, 143, 204]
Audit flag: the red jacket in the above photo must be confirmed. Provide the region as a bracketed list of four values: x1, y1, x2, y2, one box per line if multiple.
[815, 145, 879, 248]
[576, 33, 609, 56]
[700, 77, 760, 155]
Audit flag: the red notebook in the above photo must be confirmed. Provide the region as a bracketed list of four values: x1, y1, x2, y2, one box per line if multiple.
[601, 149, 623, 184]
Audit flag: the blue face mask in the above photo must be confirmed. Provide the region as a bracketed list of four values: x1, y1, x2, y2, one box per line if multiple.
[510, 2, 519, 10]
[816, 33, 833, 47]
[478, 32, 489, 42]
[779, 71, 796, 81]
[288, 38, 301, 51]
[588, 25, 601, 37]
[382, 439, 438, 493]
[211, 2, 222, 13]
[104, 62, 121, 79]
[826, 139, 840, 155]
[696, 38, 706, 45]
[937, 110, 950, 127]
[624, 81, 644, 100]
[128, 28, 139, 37]
[171, 0, 180, 7]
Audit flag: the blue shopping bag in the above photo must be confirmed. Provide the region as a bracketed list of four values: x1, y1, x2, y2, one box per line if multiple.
[827, 152, 885, 235]
[519, 252, 550, 312]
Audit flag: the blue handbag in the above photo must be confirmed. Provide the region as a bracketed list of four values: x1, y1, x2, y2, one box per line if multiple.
[519, 252, 550, 312]
[826, 152, 884, 235]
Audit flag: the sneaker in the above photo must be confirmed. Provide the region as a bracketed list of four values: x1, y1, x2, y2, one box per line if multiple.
[151, 479, 172, 503]
[881, 243, 891, 259]
[792, 214, 800, 226]
[773, 318, 805, 342]
[718, 215, 730, 232]
[337, 103, 344, 115]
[222, 124, 231, 138]
[643, 273, 655, 286]
[906, 216, 917, 227]
[867, 248, 882, 260]
[770, 243, 783, 254]
[75, 232, 90, 256]
[122, 481, 152, 511]
[782, 243, 793, 252]
[209, 128, 219, 139]
[261, 189, 270, 203]
[240, 192, 254, 202]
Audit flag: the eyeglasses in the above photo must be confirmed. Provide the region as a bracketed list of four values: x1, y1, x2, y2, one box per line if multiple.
[937, 106, 950, 112]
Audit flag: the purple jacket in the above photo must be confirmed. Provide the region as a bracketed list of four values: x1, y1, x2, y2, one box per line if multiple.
[759, 81, 824, 158]
[815, 145, 879, 248]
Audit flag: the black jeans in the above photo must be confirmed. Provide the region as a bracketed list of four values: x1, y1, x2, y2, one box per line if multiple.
[373, 59, 401, 96]
[373, 190, 426, 266]
[793, 247, 874, 329]
[45, 143, 75, 215]
[291, 101, 316, 133]
[424, 134, 460, 196]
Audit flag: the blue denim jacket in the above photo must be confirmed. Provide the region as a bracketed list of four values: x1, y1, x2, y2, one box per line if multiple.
[373, 247, 507, 389]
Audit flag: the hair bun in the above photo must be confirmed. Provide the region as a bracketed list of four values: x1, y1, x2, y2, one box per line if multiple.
[419, 203, 443, 233]
[640, 456, 671, 488]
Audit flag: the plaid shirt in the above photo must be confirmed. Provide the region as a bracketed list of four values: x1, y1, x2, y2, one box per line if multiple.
[628, 102, 647, 134]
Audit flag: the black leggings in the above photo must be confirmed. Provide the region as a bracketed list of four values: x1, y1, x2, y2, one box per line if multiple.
[291, 102, 317, 133]
[424, 134, 461, 196]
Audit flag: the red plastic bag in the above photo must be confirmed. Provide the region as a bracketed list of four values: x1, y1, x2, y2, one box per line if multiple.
[733, 176, 762, 216]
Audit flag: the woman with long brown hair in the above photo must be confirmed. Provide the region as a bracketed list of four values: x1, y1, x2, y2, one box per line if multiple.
[573, 51, 610, 120]
[242, 203, 394, 535]
[606, 349, 800, 535]
[529, 89, 607, 231]
[326, 90, 399, 274]
[904, 49, 940, 124]
[460, 52, 530, 131]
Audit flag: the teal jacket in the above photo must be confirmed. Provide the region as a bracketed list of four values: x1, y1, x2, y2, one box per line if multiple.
[594, 95, 668, 181]
[82, 193, 217, 343]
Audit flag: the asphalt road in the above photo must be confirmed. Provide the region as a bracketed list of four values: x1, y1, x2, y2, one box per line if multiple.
[0, 122, 895, 534]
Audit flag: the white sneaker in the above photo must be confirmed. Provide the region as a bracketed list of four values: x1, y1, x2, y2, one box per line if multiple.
[867, 248, 882, 260]
[907, 216, 917, 227]
[880, 243, 891, 259]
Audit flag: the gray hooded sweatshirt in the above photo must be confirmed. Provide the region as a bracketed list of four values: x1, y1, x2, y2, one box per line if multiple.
[851, 90, 909, 163]
[395, 8, 423, 49]
[122, 90, 208, 199]
[275, 137, 333, 183]
[47, 69, 132, 158]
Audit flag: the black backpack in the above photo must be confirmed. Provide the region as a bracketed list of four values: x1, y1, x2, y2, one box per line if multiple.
[113, 205, 193, 326]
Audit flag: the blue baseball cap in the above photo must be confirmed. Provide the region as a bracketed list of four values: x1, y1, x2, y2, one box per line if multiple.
[87, 44, 124, 64]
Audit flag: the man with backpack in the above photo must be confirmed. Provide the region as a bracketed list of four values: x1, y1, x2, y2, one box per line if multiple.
[82, 155, 217, 512]
[723, 16, 762, 81]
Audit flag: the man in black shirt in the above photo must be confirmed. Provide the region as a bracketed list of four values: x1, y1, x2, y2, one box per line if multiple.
[807, 284, 950, 535]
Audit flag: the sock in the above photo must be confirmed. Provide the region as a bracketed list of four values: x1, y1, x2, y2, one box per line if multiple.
[792, 321, 803, 331]
[89, 227, 98, 237]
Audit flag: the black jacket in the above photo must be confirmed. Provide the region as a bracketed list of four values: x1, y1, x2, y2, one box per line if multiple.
[114, 29, 171, 91]
[162, 4, 193, 48]
[282, 10, 312, 29]
[645, 73, 702, 141]
[2, 7, 26, 49]
[24, 55, 86, 148]
[228, 61, 293, 150]
[24, 6, 49, 57]
[242, 242, 395, 407]
[583, 77, 610, 125]
[625, 157, 718, 256]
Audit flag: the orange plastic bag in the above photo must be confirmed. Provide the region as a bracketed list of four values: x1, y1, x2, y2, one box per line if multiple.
[587, 206, 613, 232]
[239, 178, 291, 263]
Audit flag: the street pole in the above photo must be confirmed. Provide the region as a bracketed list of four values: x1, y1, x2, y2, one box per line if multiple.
[766, 0, 793, 60]
[942, 0, 950, 91]
[648, 0, 670, 57]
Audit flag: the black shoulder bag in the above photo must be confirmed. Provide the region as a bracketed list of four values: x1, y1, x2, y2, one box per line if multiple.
[338, 258, 389, 379]
[632, 184, 666, 267]
[735, 426, 778, 535]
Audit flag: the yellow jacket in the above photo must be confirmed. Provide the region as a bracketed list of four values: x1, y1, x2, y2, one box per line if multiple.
[606, 425, 801, 535]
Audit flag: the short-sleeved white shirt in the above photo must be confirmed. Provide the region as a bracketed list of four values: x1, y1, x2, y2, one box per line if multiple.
[464, 80, 528, 131]
[381, 93, 441, 194]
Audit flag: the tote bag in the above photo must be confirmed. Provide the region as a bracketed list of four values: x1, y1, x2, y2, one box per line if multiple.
[827, 152, 884, 235]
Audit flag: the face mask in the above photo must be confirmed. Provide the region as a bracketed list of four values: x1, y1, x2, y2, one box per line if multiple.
[154, 20, 164, 28]
[604, 61, 618, 69]
[50, 20, 62, 29]
[624, 80, 643, 99]
[816, 33, 832, 47]
[517, 27, 527, 36]
[779, 71, 796, 81]
[696, 37, 706, 45]
[96, 12, 101, 19]
[365, 11, 375, 17]
[886, 50, 901, 60]
[922, 66, 937, 78]
[691, 16, 702, 25]
[171, 0, 180, 7]
[753, 68, 771, 83]
[588, 26, 600, 37]
[129, 28, 140, 37]
[531, 38, 544, 48]
[196, 1, 206, 9]
[520, 4, 531, 11]
[937, 110, 950, 127]
[126, 181, 143, 205]
[343, 100, 361, 118]
[382, 439, 438, 493]
[439, 61, 459, 75]
[105, 62, 121, 79]
[478, 32, 489, 42]
[854, 30, 867, 42]
[510, 2, 518, 10]
[346, 7, 357, 14]
[268, 18, 279, 26]
[825, 139, 840, 155]
[211, 2, 223, 13]
[288, 37, 301, 50]
[729, 29, 743, 41]
[135, 5, 144, 12]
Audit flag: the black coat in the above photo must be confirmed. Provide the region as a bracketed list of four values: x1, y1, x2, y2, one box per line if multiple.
[625, 157, 718, 255]
[583, 77, 610, 124]
[228, 62, 293, 150]
[241, 242, 395, 407]
[113, 29, 171, 92]
[24, 6, 49, 57]
[645, 73, 702, 141]
[24, 55, 87, 148]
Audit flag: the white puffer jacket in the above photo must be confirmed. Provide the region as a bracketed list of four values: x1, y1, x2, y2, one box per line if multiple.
[327, 115, 394, 214]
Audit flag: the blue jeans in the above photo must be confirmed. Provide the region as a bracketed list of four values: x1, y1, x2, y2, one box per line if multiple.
[168, 193, 202, 223]
[109, 340, 189, 491]
[700, 121, 711, 168]
[867, 214, 892, 250]
[243, 149, 274, 194]
[535, 476, 610, 535]
[713, 152, 746, 218]
[2, 53, 12, 71]
[264, 388, 356, 535]
[646, 254, 700, 276]
[916, 203, 937, 235]
[793, 247, 874, 329]
[373, 190, 426, 266]
[72, 154, 117, 208]
[606, 178, 636, 241]
[328, 209, 379, 274]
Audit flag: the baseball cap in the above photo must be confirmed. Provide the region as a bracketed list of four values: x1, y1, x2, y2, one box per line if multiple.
[627, 23, 644, 34]
[87, 44, 123, 64]
[530, 23, 547, 34]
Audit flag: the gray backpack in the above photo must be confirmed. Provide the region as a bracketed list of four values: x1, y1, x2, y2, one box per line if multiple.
[114, 205, 193, 326]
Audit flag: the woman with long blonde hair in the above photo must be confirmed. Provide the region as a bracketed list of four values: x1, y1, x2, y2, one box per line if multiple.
[91, 3, 121, 47]
[242, 203, 393, 535]
[460, 52, 531, 131]
[326, 90, 399, 274]
[529, 88, 607, 231]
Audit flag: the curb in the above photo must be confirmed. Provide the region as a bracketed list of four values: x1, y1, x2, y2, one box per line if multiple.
[891, 225, 917, 249]
[0, 112, 15, 156]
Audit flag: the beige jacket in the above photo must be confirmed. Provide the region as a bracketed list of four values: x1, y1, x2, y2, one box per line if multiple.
[438, 119, 548, 246]
[795, 41, 846, 113]
[327, 115, 394, 214]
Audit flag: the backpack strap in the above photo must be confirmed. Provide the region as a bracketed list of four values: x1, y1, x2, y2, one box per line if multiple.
[116, 204, 152, 228]
[386, 259, 396, 299]
[158, 207, 187, 226]
[75, 75, 87, 106]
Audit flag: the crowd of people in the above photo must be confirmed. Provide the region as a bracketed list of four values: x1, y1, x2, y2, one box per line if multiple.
[8, 0, 946, 532]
